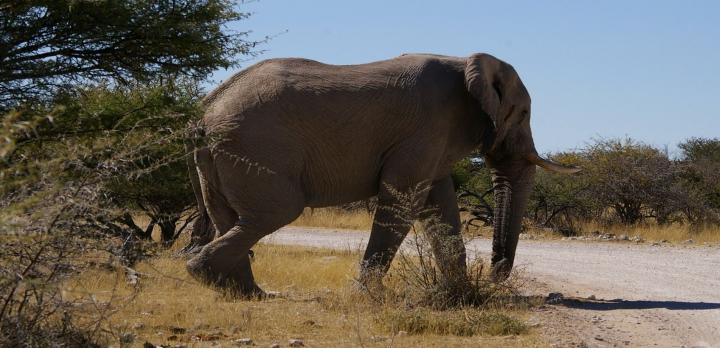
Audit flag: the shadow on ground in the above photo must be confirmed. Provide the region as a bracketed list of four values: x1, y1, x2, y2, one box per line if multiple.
[554, 297, 720, 311]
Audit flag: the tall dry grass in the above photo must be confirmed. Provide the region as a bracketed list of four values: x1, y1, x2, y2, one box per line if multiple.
[573, 221, 720, 244]
[61, 242, 545, 347]
[292, 207, 720, 244]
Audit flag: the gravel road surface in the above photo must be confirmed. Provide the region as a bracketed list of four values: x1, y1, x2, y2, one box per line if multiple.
[262, 226, 720, 347]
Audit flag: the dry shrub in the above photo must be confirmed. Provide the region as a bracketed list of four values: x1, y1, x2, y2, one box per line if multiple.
[0, 235, 93, 347]
[343, 183, 532, 339]
[0, 182, 152, 346]
[385, 221, 525, 310]
[0, 230, 141, 347]
[369, 183, 521, 310]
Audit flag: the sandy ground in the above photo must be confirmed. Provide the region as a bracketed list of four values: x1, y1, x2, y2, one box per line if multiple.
[262, 226, 720, 348]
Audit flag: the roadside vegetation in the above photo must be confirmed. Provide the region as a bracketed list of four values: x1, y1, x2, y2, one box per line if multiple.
[457, 137, 720, 243]
[57, 240, 545, 347]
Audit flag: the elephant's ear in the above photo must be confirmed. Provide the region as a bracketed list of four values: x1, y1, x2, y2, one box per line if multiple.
[464, 53, 506, 129]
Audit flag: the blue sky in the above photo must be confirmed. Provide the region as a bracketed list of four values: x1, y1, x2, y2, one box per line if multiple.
[212, 0, 719, 155]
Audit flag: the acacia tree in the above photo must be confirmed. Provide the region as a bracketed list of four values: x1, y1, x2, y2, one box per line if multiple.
[1, 1, 261, 344]
[583, 138, 677, 225]
[50, 82, 203, 243]
[677, 138, 720, 226]
[528, 151, 590, 233]
[0, 0, 256, 110]
[1, 0, 260, 243]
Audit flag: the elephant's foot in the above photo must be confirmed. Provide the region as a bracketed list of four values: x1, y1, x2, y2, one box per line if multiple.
[354, 276, 384, 293]
[490, 258, 513, 282]
[356, 266, 388, 297]
[186, 253, 264, 299]
[435, 256, 470, 288]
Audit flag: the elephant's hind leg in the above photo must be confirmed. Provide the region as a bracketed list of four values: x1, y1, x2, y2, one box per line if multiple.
[186, 218, 275, 298]
[187, 141, 306, 297]
[186, 182, 303, 298]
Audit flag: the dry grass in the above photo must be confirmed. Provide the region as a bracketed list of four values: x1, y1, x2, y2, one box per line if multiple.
[520, 221, 720, 244]
[289, 208, 720, 244]
[62, 242, 546, 347]
[287, 207, 720, 244]
[573, 221, 720, 244]
[456, 211, 720, 244]
[290, 207, 374, 230]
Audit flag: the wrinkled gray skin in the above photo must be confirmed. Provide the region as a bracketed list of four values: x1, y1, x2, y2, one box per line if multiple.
[186, 53, 578, 297]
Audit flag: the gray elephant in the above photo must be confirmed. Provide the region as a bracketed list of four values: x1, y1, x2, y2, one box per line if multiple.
[186, 53, 579, 298]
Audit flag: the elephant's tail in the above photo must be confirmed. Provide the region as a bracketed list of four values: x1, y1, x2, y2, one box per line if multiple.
[182, 121, 216, 253]
[186, 120, 207, 219]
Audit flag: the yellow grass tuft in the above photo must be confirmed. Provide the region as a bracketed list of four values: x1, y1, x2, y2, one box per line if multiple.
[380, 308, 528, 337]
[63, 244, 545, 347]
[290, 207, 374, 230]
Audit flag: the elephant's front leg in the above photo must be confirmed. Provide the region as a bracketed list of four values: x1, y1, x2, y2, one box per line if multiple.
[359, 201, 412, 288]
[421, 176, 468, 285]
[359, 181, 431, 288]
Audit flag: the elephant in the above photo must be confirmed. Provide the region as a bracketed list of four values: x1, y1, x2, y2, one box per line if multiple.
[185, 52, 579, 298]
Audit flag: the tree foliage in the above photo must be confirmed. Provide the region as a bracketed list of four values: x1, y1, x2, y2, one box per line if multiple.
[528, 151, 590, 233]
[1, 0, 261, 242]
[455, 137, 720, 232]
[0, 1, 258, 344]
[452, 154, 494, 230]
[2, 80, 203, 241]
[583, 138, 677, 225]
[0, 0, 257, 110]
[677, 138, 720, 226]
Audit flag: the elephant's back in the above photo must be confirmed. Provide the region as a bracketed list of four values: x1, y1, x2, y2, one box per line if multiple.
[199, 55, 469, 206]
[202, 55, 466, 112]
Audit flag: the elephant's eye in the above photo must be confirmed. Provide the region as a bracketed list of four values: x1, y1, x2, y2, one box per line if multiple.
[516, 110, 528, 125]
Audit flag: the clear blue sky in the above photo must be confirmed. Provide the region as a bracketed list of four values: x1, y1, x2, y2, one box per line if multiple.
[212, 0, 719, 155]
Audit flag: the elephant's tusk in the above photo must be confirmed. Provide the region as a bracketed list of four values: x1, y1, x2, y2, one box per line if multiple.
[526, 153, 581, 174]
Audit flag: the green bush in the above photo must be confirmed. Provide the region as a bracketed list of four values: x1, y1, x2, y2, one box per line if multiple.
[529, 151, 590, 234]
[1, 80, 203, 243]
[677, 138, 720, 226]
[455, 137, 720, 230]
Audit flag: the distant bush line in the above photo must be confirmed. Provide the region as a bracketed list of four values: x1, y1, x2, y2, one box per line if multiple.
[453, 137, 720, 234]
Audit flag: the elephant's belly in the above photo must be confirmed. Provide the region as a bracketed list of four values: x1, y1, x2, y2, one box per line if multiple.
[301, 161, 381, 208]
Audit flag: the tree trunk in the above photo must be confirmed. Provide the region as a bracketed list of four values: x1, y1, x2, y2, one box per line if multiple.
[159, 216, 180, 245]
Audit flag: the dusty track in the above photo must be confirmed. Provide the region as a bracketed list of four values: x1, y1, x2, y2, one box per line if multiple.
[262, 226, 720, 347]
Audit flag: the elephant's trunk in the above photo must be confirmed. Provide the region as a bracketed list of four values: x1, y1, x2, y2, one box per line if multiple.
[490, 164, 535, 281]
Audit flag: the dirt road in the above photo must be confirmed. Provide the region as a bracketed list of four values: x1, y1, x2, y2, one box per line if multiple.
[262, 226, 720, 347]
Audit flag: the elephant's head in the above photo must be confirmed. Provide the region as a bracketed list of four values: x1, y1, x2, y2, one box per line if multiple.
[465, 53, 580, 280]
